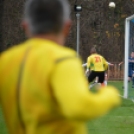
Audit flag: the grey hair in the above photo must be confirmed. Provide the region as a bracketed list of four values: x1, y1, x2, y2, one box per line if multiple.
[58, 0, 70, 22]
[24, 0, 70, 35]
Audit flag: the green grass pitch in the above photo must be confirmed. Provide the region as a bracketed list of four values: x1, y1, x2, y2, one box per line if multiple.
[88, 81, 134, 134]
[0, 81, 134, 134]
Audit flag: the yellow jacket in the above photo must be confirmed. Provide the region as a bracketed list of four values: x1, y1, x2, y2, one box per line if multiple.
[0, 38, 120, 134]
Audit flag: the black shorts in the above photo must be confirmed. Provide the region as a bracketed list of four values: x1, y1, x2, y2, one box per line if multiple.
[88, 71, 105, 83]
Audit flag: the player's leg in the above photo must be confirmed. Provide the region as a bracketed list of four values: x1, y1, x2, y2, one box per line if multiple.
[95, 77, 98, 83]
[132, 71, 134, 88]
[103, 73, 108, 86]
[128, 77, 131, 82]
[89, 81, 98, 88]
[88, 71, 98, 88]
[128, 70, 132, 82]
[98, 71, 105, 86]
[89, 76, 99, 89]
[88, 71, 97, 83]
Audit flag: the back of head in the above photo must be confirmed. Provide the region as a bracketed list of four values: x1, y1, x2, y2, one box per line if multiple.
[24, 0, 70, 35]
[90, 47, 97, 55]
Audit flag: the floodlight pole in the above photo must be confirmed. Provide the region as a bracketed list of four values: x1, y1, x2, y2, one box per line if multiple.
[76, 13, 80, 56]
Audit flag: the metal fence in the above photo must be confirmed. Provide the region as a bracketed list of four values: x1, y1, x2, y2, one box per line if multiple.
[83, 62, 124, 81]
[108, 62, 124, 81]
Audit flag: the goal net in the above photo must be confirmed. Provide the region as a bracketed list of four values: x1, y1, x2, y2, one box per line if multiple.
[124, 14, 134, 99]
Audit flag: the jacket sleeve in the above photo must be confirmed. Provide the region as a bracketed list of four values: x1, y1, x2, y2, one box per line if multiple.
[50, 57, 121, 121]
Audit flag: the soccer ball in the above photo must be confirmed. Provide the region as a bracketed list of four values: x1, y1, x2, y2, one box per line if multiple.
[109, 2, 116, 8]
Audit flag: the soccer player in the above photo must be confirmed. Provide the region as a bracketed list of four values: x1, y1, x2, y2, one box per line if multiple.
[86, 47, 108, 86]
[0, 0, 121, 134]
[86, 62, 114, 88]
[119, 51, 134, 87]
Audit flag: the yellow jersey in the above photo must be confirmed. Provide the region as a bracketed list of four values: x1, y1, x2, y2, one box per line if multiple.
[0, 38, 120, 134]
[87, 53, 108, 71]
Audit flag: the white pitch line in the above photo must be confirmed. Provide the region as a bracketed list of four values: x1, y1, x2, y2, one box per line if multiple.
[118, 94, 124, 98]
[118, 94, 134, 102]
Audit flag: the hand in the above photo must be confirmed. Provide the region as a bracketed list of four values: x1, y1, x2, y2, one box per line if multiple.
[99, 86, 121, 107]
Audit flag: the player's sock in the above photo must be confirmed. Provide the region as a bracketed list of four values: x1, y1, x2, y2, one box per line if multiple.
[89, 82, 98, 88]
[104, 80, 107, 86]
[95, 79, 98, 83]
[101, 83, 105, 87]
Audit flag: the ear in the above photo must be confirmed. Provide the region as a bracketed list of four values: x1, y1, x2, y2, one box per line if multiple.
[63, 20, 72, 37]
[21, 21, 31, 37]
[21, 21, 27, 31]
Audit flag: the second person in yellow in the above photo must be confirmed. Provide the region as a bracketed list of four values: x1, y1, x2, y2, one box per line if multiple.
[86, 47, 108, 86]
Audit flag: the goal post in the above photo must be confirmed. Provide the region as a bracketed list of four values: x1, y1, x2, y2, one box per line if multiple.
[124, 14, 134, 99]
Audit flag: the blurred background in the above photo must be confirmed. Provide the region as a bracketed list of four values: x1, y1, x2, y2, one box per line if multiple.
[0, 0, 134, 80]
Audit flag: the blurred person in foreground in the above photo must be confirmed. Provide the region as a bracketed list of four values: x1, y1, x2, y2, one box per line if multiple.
[0, 0, 121, 134]
[86, 47, 108, 86]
